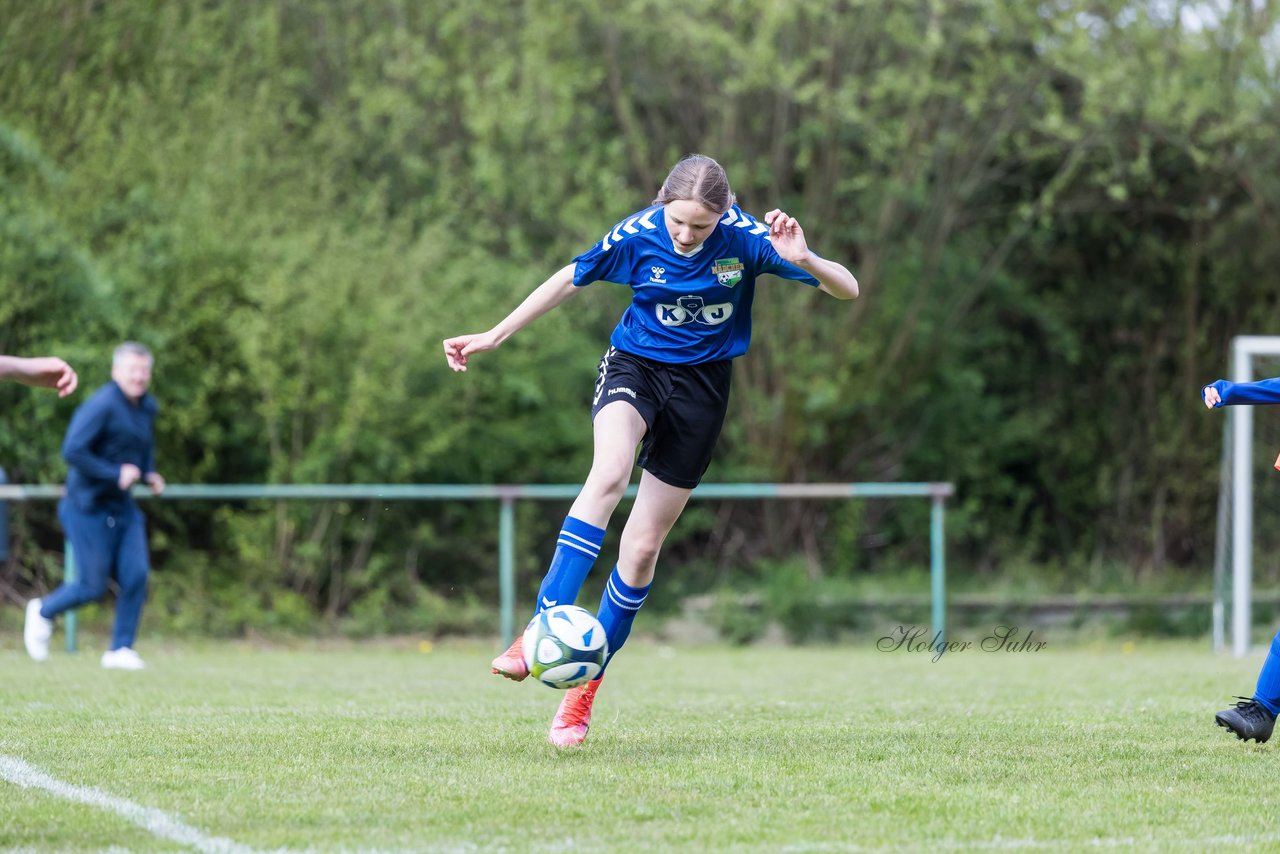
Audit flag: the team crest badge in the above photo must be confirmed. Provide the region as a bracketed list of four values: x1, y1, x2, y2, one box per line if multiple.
[713, 257, 744, 288]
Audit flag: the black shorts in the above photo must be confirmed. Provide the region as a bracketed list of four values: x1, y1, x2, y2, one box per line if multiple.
[590, 346, 732, 489]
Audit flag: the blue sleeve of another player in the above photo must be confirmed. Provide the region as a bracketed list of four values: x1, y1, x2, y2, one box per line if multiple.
[1205, 378, 1280, 407]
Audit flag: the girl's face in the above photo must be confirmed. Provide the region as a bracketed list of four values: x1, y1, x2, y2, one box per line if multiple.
[664, 199, 721, 253]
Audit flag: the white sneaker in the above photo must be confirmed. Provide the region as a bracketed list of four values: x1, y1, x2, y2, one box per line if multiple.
[101, 647, 146, 670]
[23, 599, 53, 662]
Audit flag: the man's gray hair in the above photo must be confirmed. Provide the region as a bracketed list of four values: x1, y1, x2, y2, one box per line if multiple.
[112, 341, 153, 366]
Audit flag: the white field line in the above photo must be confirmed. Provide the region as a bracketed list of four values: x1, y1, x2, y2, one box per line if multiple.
[0, 753, 477, 854]
[0, 755, 264, 854]
[13, 750, 1269, 854]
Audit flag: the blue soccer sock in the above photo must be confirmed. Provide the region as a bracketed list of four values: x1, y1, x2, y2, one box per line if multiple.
[596, 564, 650, 674]
[534, 516, 606, 615]
[1253, 631, 1280, 715]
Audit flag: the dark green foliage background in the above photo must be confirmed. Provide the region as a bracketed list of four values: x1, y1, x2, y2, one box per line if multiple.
[2, 0, 1278, 633]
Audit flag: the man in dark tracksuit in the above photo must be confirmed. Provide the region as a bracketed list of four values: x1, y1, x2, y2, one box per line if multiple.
[24, 342, 165, 670]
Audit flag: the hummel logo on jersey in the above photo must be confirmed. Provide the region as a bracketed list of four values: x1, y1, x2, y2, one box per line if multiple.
[656, 295, 734, 327]
[713, 257, 744, 288]
[608, 387, 637, 399]
[649, 266, 667, 284]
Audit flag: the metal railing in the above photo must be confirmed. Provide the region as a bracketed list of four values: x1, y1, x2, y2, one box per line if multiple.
[0, 482, 955, 649]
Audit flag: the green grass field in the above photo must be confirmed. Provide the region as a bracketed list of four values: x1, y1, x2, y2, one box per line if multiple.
[2, 635, 1279, 852]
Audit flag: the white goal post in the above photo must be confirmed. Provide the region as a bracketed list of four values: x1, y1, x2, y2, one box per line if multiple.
[1215, 336, 1280, 656]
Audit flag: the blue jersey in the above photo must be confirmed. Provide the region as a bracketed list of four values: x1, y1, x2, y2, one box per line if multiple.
[572, 204, 820, 364]
[1204, 378, 1280, 407]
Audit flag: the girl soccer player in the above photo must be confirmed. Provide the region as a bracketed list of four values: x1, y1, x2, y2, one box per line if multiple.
[443, 154, 858, 747]
[1204, 376, 1280, 743]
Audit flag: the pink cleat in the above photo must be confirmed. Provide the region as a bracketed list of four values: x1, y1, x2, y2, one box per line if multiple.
[549, 676, 604, 747]
[490, 635, 529, 681]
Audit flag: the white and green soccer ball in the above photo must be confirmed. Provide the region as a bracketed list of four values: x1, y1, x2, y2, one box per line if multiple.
[521, 605, 608, 689]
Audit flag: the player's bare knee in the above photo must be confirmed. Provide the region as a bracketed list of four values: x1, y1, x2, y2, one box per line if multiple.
[619, 535, 663, 572]
[582, 465, 631, 504]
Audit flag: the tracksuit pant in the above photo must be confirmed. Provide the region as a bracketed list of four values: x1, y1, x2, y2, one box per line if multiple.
[41, 498, 150, 651]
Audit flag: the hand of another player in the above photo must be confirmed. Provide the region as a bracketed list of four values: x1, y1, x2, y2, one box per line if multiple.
[24, 357, 78, 397]
[443, 332, 498, 373]
[1203, 385, 1222, 409]
[146, 472, 166, 496]
[118, 463, 142, 491]
[764, 209, 811, 266]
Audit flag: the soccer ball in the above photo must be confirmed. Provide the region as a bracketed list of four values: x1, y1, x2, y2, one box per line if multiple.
[521, 605, 608, 689]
